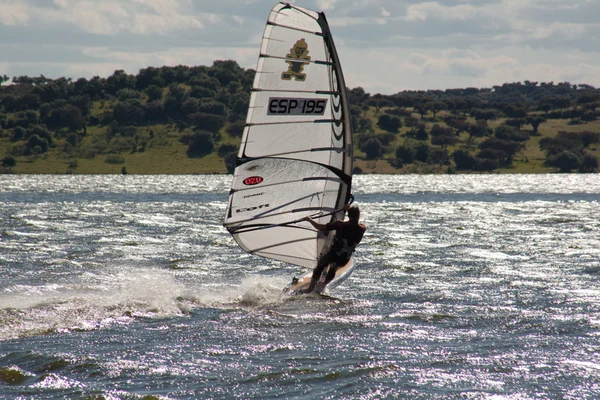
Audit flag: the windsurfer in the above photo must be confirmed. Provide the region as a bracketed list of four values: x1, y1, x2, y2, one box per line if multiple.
[302, 204, 366, 293]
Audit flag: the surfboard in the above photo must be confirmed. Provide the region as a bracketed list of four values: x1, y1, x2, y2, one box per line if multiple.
[223, 3, 355, 295]
[282, 257, 356, 295]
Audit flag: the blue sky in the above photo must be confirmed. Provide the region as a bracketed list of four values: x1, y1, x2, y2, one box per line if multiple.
[2, 0, 600, 94]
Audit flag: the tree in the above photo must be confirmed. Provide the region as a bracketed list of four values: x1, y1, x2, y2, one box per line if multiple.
[453, 149, 476, 170]
[546, 150, 582, 172]
[471, 108, 497, 122]
[414, 102, 428, 119]
[107, 70, 136, 95]
[503, 104, 526, 118]
[580, 153, 599, 173]
[526, 116, 546, 134]
[112, 100, 145, 126]
[136, 66, 162, 90]
[444, 116, 467, 136]
[224, 152, 237, 173]
[25, 134, 49, 155]
[198, 99, 228, 116]
[181, 98, 201, 116]
[425, 101, 447, 119]
[1, 156, 16, 167]
[505, 118, 526, 130]
[11, 126, 26, 142]
[28, 124, 53, 145]
[479, 137, 522, 164]
[395, 145, 415, 164]
[186, 130, 214, 157]
[188, 112, 226, 133]
[404, 115, 419, 128]
[495, 124, 529, 142]
[431, 134, 458, 148]
[430, 124, 458, 148]
[143, 101, 166, 122]
[361, 137, 383, 160]
[218, 143, 237, 157]
[116, 88, 141, 101]
[430, 148, 450, 165]
[474, 157, 498, 171]
[377, 114, 402, 133]
[578, 131, 600, 148]
[357, 117, 373, 133]
[164, 83, 189, 118]
[44, 105, 85, 131]
[226, 120, 245, 137]
[414, 124, 428, 141]
[466, 120, 490, 144]
[145, 85, 163, 102]
[414, 143, 431, 163]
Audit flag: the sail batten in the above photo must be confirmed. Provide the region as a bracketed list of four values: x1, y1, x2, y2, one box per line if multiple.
[223, 2, 353, 269]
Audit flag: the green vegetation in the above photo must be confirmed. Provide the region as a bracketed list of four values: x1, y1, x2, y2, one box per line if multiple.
[1, 65, 599, 174]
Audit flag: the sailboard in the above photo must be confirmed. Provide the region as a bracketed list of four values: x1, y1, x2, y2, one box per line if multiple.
[223, 2, 354, 294]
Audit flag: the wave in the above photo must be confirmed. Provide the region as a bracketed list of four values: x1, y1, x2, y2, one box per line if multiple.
[0, 266, 291, 340]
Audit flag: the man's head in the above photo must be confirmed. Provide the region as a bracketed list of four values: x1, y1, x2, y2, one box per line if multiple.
[347, 206, 360, 221]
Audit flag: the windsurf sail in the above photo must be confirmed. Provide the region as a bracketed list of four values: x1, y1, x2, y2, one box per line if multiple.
[223, 2, 353, 269]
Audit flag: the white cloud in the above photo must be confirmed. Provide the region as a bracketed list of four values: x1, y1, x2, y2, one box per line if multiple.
[316, 0, 339, 12]
[2, 0, 600, 93]
[0, 3, 31, 25]
[3, 0, 205, 36]
[404, 2, 478, 22]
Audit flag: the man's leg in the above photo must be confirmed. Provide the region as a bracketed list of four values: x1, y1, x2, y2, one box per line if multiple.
[305, 254, 330, 293]
[324, 265, 337, 285]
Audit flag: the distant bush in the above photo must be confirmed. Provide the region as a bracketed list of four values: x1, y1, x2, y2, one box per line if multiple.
[186, 130, 214, 158]
[1, 156, 16, 167]
[453, 149, 476, 170]
[24, 134, 49, 155]
[218, 143, 237, 157]
[105, 154, 125, 164]
[580, 153, 599, 173]
[360, 137, 383, 160]
[384, 108, 411, 117]
[377, 114, 402, 133]
[395, 145, 415, 164]
[226, 120, 245, 137]
[224, 152, 237, 173]
[116, 88, 141, 101]
[545, 150, 582, 172]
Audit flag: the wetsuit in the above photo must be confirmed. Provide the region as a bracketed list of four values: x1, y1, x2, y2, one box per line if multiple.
[309, 219, 366, 288]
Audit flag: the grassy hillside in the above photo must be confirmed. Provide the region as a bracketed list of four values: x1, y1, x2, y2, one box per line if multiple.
[352, 109, 600, 174]
[2, 104, 599, 174]
[1, 67, 598, 174]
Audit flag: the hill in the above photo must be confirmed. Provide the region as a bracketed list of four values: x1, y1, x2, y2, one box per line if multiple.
[1, 64, 599, 174]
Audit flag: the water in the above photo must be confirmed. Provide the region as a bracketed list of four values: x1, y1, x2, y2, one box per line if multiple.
[1, 174, 599, 399]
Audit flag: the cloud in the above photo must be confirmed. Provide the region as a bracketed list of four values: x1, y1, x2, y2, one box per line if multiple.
[0, 2, 31, 25]
[4, 0, 205, 36]
[2, 0, 600, 93]
[404, 2, 478, 22]
[315, 0, 339, 11]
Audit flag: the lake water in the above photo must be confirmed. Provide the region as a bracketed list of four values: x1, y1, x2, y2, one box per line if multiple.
[1, 174, 599, 399]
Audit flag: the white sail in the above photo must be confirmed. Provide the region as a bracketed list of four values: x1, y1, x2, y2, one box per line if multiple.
[223, 2, 353, 269]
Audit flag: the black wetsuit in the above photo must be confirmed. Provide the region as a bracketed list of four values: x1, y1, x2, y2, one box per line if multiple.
[310, 219, 366, 286]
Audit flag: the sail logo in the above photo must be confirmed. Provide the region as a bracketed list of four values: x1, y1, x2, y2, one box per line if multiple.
[282, 38, 311, 81]
[236, 203, 270, 213]
[268, 97, 327, 115]
[243, 176, 263, 186]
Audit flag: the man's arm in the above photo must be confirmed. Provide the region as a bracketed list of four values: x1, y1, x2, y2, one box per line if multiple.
[304, 203, 353, 231]
[303, 216, 328, 231]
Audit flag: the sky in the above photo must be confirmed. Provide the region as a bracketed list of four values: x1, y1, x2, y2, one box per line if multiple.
[1, 0, 600, 94]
